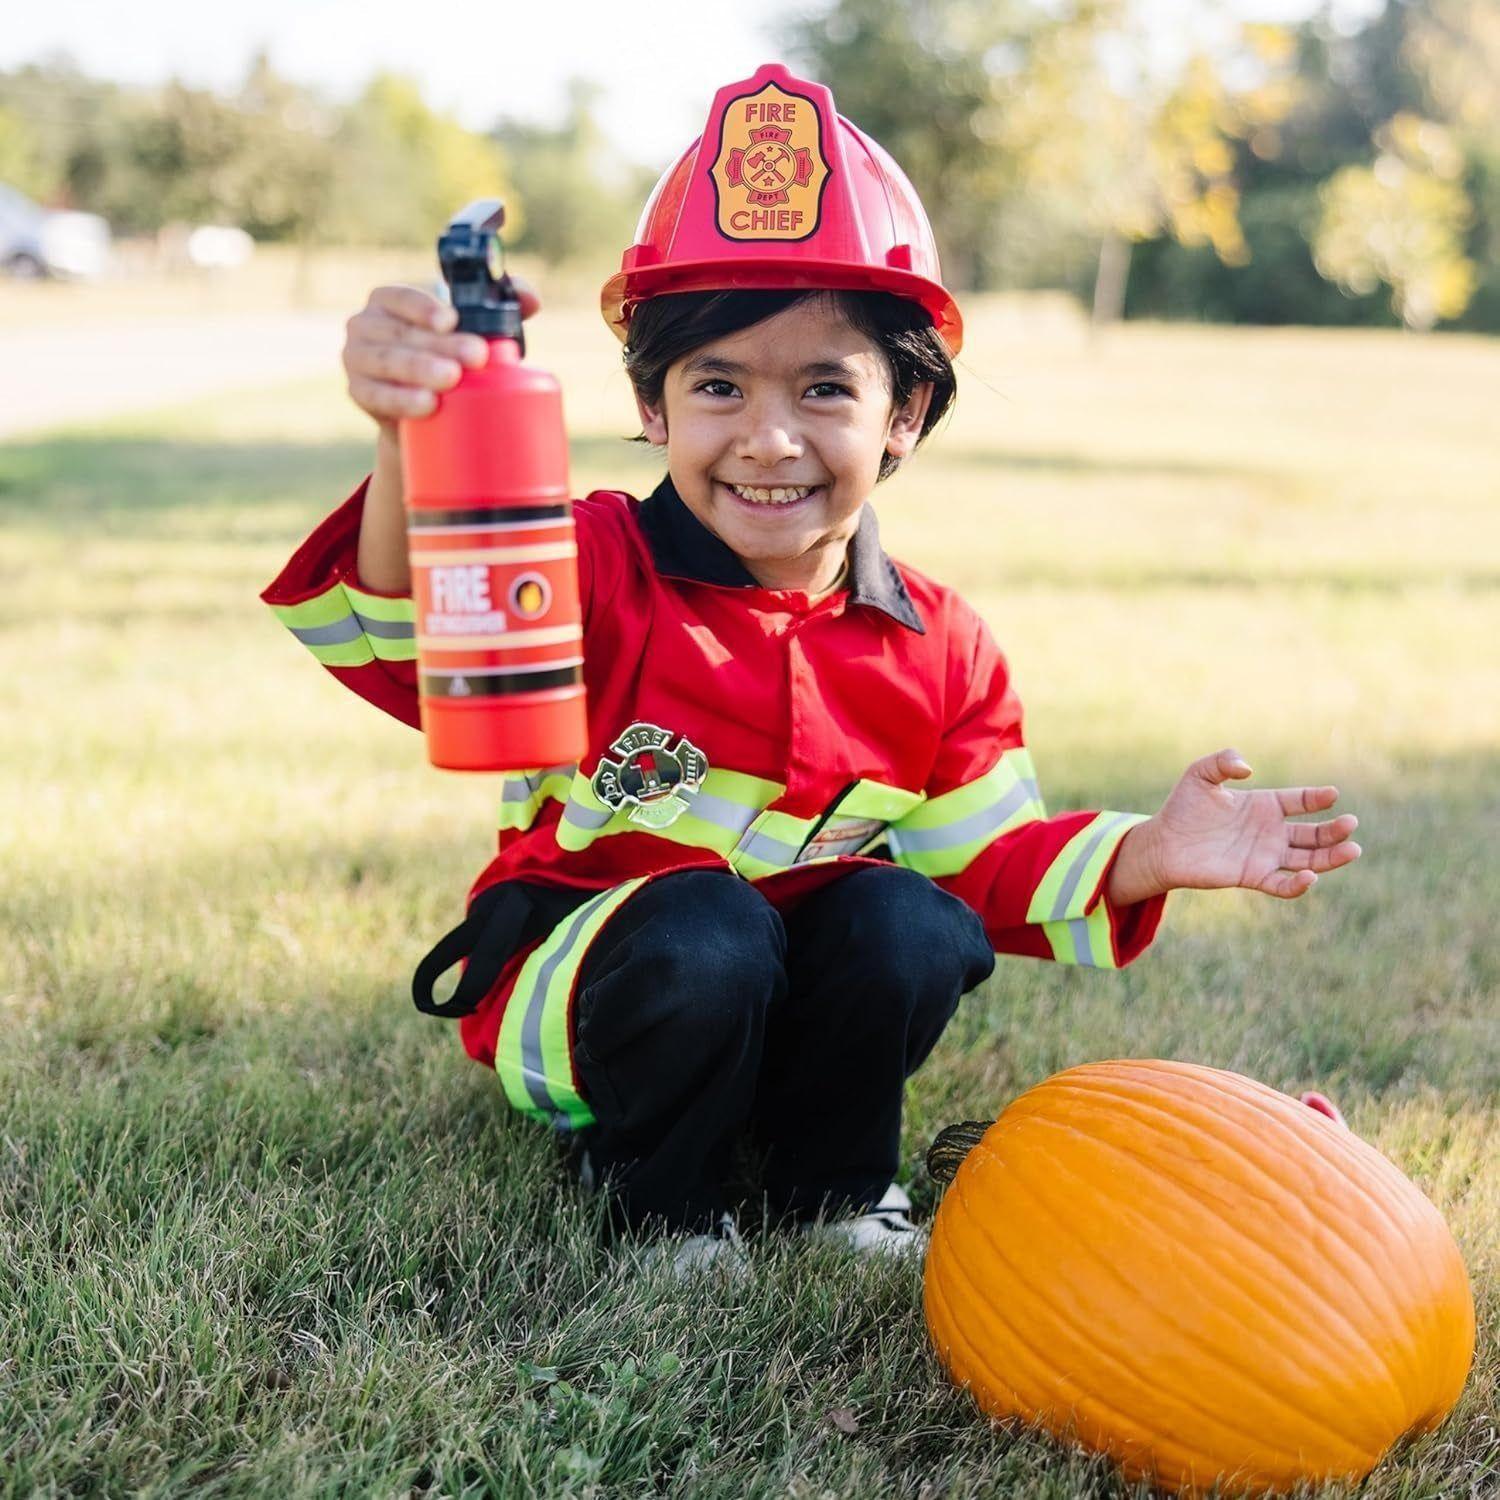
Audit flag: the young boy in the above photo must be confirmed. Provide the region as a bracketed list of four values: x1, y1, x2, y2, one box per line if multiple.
[262, 64, 1360, 1276]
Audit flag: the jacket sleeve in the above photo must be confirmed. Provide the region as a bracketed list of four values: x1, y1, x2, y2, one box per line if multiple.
[887, 612, 1166, 968]
[259, 475, 422, 728]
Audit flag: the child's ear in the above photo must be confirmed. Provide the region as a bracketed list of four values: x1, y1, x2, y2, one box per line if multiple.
[885, 380, 934, 460]
[634, 389, 669, 445]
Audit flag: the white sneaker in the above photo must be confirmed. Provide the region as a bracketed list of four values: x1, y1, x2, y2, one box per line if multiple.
[638, 1212, 750, 1282]
[806, 1182, 928, 1259]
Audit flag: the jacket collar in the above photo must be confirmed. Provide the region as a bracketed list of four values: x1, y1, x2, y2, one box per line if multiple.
[637, 473, 925, 634]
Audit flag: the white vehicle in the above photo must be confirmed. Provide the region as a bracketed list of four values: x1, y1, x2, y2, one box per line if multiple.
[0, 183, 112, 279]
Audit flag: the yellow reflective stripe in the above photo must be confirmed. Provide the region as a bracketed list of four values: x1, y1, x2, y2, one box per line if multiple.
[269, 582, 415, 666]
[1039, 903, 1119, 969]
[701, 767, 783, 806]
[270, 591, 350, 631]
[497, 764, 576, 833]
[729, 808, 815, 877]
[832, 779, 925, 823]
[889, 750, 1045, 878]
[555, 765, 787, 855]
[344, 584, 413, 623]
[495, 879, 647, 1127]
[897, 749, 1038, 831]
[1026, 811, 1148, 925]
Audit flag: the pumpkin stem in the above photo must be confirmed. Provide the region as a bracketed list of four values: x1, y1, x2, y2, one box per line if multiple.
[926, 1120, 994, 1184]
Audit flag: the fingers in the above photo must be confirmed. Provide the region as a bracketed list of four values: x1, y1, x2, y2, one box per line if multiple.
[1194, 747, 1253, 786]
[1262, 868, 1318, 899]
[345, 292, 491, 426]
[347, 374, 437, 423]
[346, 332, 469, 390]
[1283, 839, 1362, 874]
[1287, 813, 1359, 849]
[1275, 784, 1339, 816]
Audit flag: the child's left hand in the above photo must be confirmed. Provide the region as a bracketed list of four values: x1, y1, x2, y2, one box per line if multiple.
[1106, 748, 1362, 906]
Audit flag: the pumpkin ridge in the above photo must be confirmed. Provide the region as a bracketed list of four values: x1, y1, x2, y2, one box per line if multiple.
[946, 1158, 1340, 1475]
[1037, 1076, 1434, 1384]
[1020, 1110, 1416, 1422]
[934, 1189, 1229, 1487]
[1068, 1065, 1433, 1257]
[926, 1266, 1181, 1492]
[924, 1237, 1033, 1421]
[1003, 1114, 1408, 1453]
[1063, 1072, 1451, 1357]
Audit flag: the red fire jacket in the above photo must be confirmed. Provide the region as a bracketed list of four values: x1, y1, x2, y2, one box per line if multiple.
[263, 473, 1166, 1062]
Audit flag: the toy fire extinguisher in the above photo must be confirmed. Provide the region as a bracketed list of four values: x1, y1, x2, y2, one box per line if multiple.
[399, 200, 587, 772]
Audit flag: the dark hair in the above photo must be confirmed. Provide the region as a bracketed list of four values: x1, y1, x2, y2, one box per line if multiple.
[622, 288, 957, 482]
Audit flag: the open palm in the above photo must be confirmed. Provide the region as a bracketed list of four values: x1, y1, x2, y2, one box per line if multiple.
[1153, 748, 1362, 899]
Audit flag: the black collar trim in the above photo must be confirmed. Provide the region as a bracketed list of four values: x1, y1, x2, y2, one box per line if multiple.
[637, 474, 925, 634]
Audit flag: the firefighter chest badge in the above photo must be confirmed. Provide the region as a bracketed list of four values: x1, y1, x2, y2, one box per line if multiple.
[591, 723, 708, 829]
[710, 80, 829, 242]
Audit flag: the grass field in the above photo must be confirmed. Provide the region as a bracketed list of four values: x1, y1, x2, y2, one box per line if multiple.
[2, 290, 1497, 1497]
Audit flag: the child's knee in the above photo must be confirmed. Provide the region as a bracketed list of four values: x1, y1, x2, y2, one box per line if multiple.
[826, 865, 994, 997]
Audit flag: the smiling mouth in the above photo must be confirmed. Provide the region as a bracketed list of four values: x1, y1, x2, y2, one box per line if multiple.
[718, 480, 826, 507]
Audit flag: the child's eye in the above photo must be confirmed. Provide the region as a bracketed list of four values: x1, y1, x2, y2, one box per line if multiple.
[695, 379, 738, 397]
[806, 382, 851, 398]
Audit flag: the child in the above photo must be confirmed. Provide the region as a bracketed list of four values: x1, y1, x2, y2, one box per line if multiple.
[262, 64, 1360, 1276]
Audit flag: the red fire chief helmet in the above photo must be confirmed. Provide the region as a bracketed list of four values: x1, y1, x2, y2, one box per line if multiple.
[600, 62, 964, 356]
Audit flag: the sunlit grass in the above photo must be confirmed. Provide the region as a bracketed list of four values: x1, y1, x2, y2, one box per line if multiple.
[2, 296, 1497, 1495]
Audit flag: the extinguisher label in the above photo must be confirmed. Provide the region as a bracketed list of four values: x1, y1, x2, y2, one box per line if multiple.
[424, 564, 507, 636]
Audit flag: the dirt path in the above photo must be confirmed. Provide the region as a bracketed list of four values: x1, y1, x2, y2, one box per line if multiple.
[0, 312, 347, 439]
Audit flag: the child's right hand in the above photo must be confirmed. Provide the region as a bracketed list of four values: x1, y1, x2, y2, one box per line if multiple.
[342, 279, 542, 434]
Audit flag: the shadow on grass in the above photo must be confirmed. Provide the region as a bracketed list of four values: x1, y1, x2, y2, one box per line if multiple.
[0, 431, 659, 540]
[940, 444, 1283, 484]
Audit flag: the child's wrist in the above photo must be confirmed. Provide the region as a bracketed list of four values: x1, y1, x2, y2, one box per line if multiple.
[1104, 820, 1169, 907]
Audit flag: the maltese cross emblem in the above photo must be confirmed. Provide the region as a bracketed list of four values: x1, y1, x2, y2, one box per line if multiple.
[591, 723, 708, 829]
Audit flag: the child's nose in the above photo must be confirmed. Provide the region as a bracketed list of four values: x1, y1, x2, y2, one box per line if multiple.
[736, 409, 803, 466]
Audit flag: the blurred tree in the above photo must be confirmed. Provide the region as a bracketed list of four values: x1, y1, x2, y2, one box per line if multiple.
[1313, 111, 1476, 329]
[0, 57, 126, 209]
[1006, 5, 1301, 322]
[491, 79, 652, 267]
[324, 74, 515, 246]
[228, 52, 338, 242]
[784, 0, 1297, 314]
[0, 104, 51, 200]
[783, 0, 1038, 289]
[1399, 0, 1500, 330]
[1128, 2, 1494, 331]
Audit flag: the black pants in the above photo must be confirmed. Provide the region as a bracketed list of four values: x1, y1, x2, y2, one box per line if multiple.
[569, 864, 995, 1235]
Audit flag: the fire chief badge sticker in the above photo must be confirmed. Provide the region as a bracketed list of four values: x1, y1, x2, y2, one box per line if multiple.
[591, 723, 707, 829]
[710, 79, 829, 242]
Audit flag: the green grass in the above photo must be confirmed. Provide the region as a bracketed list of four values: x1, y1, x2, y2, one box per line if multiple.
[2, 297, 1497, 1497]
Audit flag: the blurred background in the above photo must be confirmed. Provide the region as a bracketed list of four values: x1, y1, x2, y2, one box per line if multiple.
[1, 5, 1496, 1493]
[2, 0, 1497, 331]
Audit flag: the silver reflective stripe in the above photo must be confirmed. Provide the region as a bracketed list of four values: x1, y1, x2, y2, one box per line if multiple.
[739, 828, 802, 864]
[501, 763, 577, 803]
[1048, 811, 1134, 921]
[352, 611, 415, 639]
[887, 779, 1036, 854]
[562, 799, 614, 832]
[1068, 916, 1096, 966]
[1022, 776, 1042, 807]
[290, 616, 364, 647]
[519, 895, 609, 1113]
[678, 786, 760, 836]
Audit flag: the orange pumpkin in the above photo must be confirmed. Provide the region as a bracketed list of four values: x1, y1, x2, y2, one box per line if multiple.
[923, 1060, 1474, 1496]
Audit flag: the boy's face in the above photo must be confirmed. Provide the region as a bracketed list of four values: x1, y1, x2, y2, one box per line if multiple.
[633, 298, 933, 591]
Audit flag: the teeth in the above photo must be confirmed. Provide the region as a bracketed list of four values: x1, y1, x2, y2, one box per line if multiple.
[726, 483, 817, 504]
